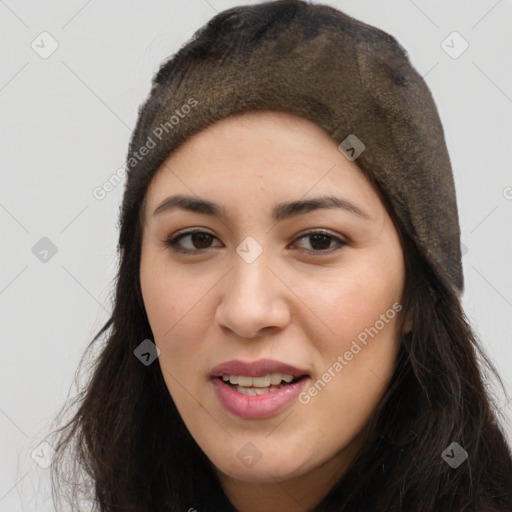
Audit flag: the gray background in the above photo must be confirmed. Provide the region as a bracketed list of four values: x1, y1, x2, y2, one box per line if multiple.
[1, 0, 511, 509]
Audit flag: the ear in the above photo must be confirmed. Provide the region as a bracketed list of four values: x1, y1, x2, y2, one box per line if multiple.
[402, 309, 413, 335]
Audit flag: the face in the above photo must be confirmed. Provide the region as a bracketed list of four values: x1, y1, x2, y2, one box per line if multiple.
[139, 111, 411, 500]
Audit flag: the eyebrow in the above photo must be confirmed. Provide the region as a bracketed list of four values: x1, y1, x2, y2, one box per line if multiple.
[151, 194, 370, 222]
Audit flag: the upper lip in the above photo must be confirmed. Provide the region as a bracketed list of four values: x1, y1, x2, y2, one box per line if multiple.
[210, 358, 309, 378]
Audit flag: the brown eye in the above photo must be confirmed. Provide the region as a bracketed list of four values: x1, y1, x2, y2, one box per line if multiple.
[166, 230, 221, 253]
[293, 231, 347, 253]
[189, 232, 214, 249]
[307, 234, 332, 251]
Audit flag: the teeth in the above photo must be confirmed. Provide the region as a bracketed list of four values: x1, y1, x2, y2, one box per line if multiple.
[221, 372, 296, 387]
[235, 385, 282, 396]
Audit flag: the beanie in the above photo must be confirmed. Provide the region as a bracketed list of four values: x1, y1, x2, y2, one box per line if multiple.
[120, 0, 464, 296]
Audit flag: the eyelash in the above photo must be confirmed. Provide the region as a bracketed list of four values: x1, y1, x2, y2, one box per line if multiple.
[165, 229, 347, 255]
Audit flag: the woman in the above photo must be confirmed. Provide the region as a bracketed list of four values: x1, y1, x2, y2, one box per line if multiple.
[50, 1, 512, 510]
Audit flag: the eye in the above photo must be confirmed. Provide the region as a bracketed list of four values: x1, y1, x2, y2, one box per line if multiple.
[165, 229, 347, 254]
[293, 230, 347, 253]
[166, 229, 222, 253]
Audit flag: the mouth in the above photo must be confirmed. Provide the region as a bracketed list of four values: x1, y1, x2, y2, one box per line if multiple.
[210, 357, 309, 379]
[209, 358, 311, 418]
[216, 373, 309, 396]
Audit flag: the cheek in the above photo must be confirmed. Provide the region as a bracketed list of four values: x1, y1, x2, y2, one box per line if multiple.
[140, 271, 177, 340]
[299, 248, 404, 411]
[305, 258, 403, 350]
[302, 286, 401, 446]
[139, 254, 218, 381]
[140, 250, 199, 340]
[140, 267, 202, 403]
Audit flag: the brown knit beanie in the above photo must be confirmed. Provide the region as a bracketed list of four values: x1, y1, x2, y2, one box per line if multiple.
[119, 0, 464, 296]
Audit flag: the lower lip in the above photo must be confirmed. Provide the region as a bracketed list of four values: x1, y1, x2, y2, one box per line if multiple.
[211, 377, 310, 419]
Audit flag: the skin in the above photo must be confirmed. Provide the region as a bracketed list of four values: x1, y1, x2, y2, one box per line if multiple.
[139, 110, 413, 512]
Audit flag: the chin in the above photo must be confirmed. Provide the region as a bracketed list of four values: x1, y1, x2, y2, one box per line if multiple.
[212, 450, 309, 484]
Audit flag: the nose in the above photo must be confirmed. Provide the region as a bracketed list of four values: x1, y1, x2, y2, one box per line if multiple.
[215, 254, 291, 339]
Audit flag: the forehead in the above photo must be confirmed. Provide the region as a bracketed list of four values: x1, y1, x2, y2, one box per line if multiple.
[143, 110, 384, 222]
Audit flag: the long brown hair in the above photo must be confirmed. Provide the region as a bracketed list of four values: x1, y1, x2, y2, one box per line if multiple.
[50, 1, 512, 510]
